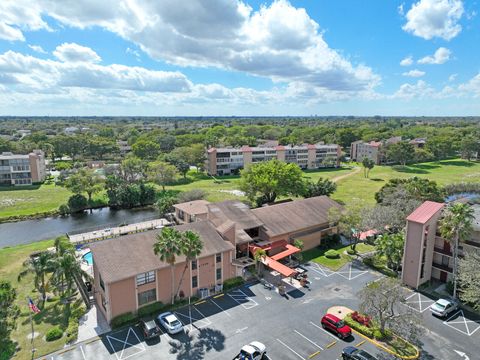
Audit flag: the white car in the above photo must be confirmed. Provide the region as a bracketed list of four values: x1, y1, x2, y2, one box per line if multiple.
[430, 298, 459, 318]
[233, 341, 267, 360]
[157, 312, 183, 334]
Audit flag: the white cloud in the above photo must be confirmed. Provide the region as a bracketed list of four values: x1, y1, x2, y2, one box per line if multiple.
[398, 3, 405, 15]
[402, 0, 464, 40]
[0, 0, 380, 94]
[402, 69, 426, 77]
[53, 43, 102, 63]
[458, 73, 480, 97]
[126, 47, 141, 61]
[418, 47, 451, 64]
[0, 1, 51, 41]
[393, 80, 435, 99]
[0, 22, 25, 41]
[400, 56, 413, 66]
[28, 44, 47, 54]
[448, 73, 457, 81]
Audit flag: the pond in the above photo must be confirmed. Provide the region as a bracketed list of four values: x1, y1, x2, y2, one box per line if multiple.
[0, 207, 159, 248]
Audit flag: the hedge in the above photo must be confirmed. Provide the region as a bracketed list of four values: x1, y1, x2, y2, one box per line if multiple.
[344, 314, 374, 338]
[46, 327, 63, 341]
[137, 301, 164, 318]
[325, 249, 340, 259]
[223, 276, 245, 291]
[111, 312, 137, 329]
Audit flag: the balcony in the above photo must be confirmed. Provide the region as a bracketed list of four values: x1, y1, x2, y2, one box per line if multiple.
[433, 247, 453, 257]
[432, 262, 453, 273]
[464, 240, 480, 249]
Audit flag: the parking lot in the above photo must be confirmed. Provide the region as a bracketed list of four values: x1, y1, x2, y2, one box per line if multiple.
[45, 260, 480, 360]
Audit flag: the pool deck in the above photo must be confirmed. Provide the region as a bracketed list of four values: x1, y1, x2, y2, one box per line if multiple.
[68, 218, 171, 244]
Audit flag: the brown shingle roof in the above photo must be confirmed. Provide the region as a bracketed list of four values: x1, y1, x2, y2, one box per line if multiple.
[90, 220, 233, 284]
[173, 200, 210, 215]
[207, 200, 263, 230]
[252, 196, 342, 237]
[406, 201, 444, 224]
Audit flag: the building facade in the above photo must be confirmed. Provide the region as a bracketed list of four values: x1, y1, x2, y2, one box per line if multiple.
[0, 150, 46, 186]
[402, 201, 480, 289]
[206, 144, 341, 176]
[350, 137, 402, 165]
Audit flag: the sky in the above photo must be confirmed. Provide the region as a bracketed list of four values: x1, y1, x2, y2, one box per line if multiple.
[0, 0, 479, 116]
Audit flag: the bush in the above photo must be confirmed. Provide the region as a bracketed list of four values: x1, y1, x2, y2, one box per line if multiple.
[325, 249, 340, 259]
[45, 326, 63, 341]
[347, 248, 357, 255]
[177, 189, 206, 203]
[111, 312, 137, 329]
[137, 301, 164, 318]
[446, 281, 454, 295]
[344, 314, 374, 337]
[65, 322, 79, 343]
[68, 194, 88, 212]
[223, 276, 245, 291]
[58, 204, 70, 216]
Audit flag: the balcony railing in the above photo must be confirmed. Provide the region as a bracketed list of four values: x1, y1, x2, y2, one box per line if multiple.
[433, 247, 453, 257]
[464, 240, 480, 249]
[432, 262, 453, 273]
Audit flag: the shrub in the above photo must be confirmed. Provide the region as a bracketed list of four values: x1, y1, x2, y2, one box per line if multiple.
[351, 311, 371, 327]
[325, 249, 340, 259]
[58, 204, 70, 216]
[223, 276, 245, 291]
[67, 194, 88, 213]
[446, 281, 454, 295]
[111, 312, 137, 329]
[177, 189, 206, 203]
[65, 322, 79, 343]
[137, 301, 164, 318]
[347, 248, 357, 255]
[45, 327, 63, 341]
[344, 314, 374, 338]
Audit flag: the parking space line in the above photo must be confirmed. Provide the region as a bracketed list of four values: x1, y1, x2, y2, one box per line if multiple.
[213, 293, 224, 298]
[276, 339, 306, 360]
[355, 340, 366, 347]
[227, 289, 258, 309]
[79, 345, 86, 360]
[195, 300, 206, 305]
[308, 350, 321, 358]
[402, 292, 435, 313]
[443, 310, 480, 336]
[209, 298, 232, 317]
[309, 321, 338, 340]
[294, 330, 324, 350]
[326, 340, 337, 349]
[106, 327, 145, 360]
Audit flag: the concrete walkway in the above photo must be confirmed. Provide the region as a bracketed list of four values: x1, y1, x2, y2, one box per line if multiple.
[76, 306, 110, 343]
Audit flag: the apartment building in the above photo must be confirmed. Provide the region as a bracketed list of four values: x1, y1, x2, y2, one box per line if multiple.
[402, 201, 480, 289]
[350, 137, 402, 165]
[91, 196, 341, 323]
[0, 150, 46, 186]
[206, 143, 341, 176]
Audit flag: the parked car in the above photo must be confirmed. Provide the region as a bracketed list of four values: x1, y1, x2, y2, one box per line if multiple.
[430, 298, 459, 318]
[233, 341, 267, 360]
[321, 314, 352, 339]
[139, 319, 161, 340]
[157, 312, 183, 334]
[342, 346, 377, 360]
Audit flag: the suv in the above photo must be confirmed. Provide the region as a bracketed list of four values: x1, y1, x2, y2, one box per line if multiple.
[139, 319, 161, 340]
[342, 346, 377, 360]
[321, 314, 352, 339]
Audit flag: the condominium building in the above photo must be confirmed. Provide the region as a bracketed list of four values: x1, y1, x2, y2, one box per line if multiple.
[206, 144, 341, 176]
[90, 196, 341, 323]
[350, 137, 402, 165]
[402, 201, 480, 289]
[0, 150, 46, 186]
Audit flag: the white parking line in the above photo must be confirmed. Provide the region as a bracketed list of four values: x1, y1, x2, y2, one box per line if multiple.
[209, 298, 232, 317]
[308, 263, 335, 277]
[79, 345, 86, 360]
[227, 289, 258, 309]
[443, 310, 480, 336]
[106, 327, 145, 360]
[294, 330, 324, 350]
[402, 292, 435, 313]
[174, 308, 212, 331]
[335, 265, 368, 280]
[309, 321, 338, 340]
[276, 339, 306, 360]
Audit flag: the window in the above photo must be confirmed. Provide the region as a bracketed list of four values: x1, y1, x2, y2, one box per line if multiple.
[192, 275, 198, 288]
[100, 274, 105, 291]
[136, 271, 155, 286]
[216, 253, 222, 263]
[216, 268, 222, 281]
[138, 289, 156, 306]
[191, 260, 197, 270]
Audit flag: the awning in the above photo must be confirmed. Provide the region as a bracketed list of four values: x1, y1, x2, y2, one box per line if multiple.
[271, 244, 301, 261]
[262, 256, 297, 277]
[359, 229, 378, 240]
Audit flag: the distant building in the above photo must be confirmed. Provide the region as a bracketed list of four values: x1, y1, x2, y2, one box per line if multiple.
[206, 144, 341, 176]
[64, 126, 79, 135]
[409, 138, 426, 148]
[16, 129, 31, 139]
[116, 140, 132, 156]
[0, 150, 46, 186]
[350, 136, 402, 165]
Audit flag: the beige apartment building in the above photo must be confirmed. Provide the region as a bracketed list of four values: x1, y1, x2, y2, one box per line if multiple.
[0, 150, 46, 186]
[402, 201, 480, 289]
[350, 137, 402, 165]
[206, 143, 341, 176]
[90, 196, 341, 323]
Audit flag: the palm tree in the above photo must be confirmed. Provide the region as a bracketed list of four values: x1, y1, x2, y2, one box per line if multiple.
[175, 230, 203, 298]
[439, 203, 474, 298]
[154, 227, 182, 304]
[254, 248, 267, 275]
[18, 251, 53, 305]
[51, 251, 86, 299]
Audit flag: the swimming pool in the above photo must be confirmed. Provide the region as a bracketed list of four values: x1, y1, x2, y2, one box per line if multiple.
[82, 251, 93, 265]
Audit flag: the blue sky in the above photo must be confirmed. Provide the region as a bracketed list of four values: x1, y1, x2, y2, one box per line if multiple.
[0, 0, 479, 116]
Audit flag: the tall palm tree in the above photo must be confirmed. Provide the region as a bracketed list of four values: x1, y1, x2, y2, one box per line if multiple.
[175, 230, 203, 298]
[154, 227, 182, 304]
[254, 248, 267, 274]
[439, 203, 474, 298]
[18, 251, 53, 305]
[50, 250, 87, 299]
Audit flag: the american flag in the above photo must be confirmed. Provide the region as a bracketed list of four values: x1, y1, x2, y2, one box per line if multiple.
[28, 297, 41, 314]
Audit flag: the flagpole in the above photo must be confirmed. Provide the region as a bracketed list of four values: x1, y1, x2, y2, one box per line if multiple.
[27, 297, 37, 358]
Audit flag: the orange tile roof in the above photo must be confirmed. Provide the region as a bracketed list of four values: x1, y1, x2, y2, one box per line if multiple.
[262, 256, 297, 277]
[406, 201, 444, 224]
[271, 244, 301, 261]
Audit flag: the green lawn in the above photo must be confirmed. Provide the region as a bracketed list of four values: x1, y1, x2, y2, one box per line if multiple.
[0, 239, 85, 360]
[302, 243, 376, 271]
[332, 159, 480, 206]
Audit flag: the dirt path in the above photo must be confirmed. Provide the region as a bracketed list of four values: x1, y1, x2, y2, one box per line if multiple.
[332, 166, 361, 183]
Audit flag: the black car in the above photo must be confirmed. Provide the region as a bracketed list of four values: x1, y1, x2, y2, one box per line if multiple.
[139, 320, 161, 340]
[342, 346, 377, 360]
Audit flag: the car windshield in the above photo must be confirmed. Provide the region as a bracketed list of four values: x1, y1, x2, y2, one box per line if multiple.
[354, 350, 376, 359]
[336, 320, 345, 328]
[435, 303, 446, 310]
[170, 320, 181, 327]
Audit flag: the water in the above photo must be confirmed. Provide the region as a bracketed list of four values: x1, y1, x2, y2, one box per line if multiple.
[0, 207, 159, 248]
[82, 251, 93, 265]
[445, 192, 480, 203]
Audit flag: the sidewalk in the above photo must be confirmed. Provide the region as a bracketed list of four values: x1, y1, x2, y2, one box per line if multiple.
[76, 306, 111, 343]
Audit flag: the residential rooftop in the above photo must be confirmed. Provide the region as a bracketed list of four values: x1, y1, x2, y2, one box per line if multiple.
[406, 201, 445, 224]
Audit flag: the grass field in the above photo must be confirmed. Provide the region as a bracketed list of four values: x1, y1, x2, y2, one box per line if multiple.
[302, 243, 376, 270]
[0, 239, 85, 360]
